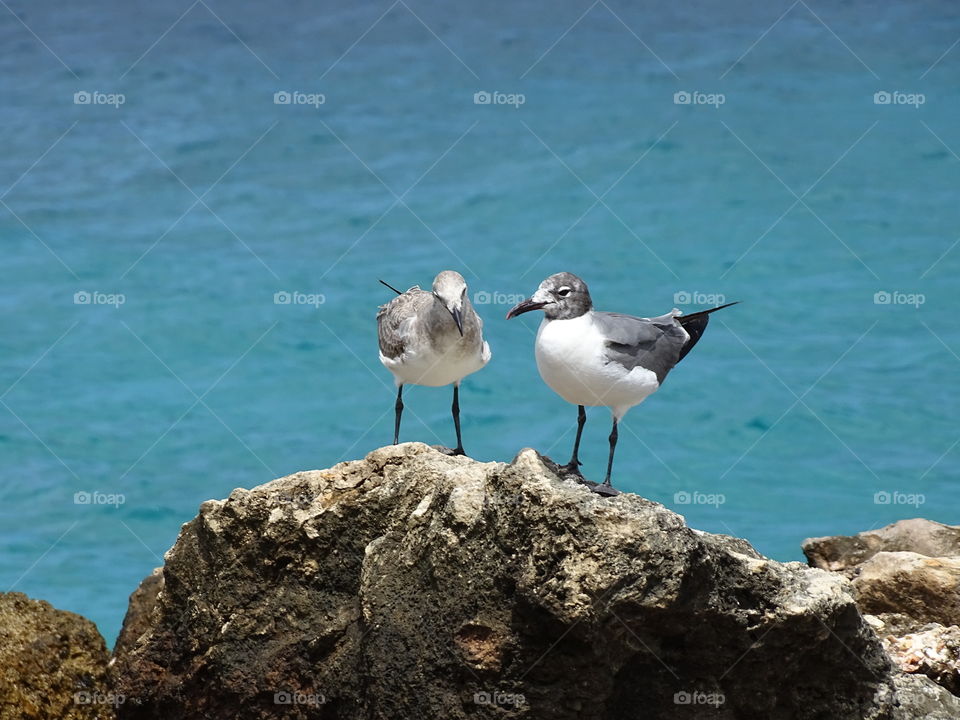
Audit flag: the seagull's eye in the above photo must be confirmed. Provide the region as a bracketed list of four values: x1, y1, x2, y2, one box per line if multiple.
[557, 287, 571, 297]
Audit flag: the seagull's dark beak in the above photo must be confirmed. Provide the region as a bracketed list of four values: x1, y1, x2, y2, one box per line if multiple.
[506, 298, 547, 319]
[450, 307, 464, 336]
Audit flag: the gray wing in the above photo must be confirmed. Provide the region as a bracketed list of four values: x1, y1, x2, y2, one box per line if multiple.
[593, 311, 688, 383]
[377, 289, 431, 359]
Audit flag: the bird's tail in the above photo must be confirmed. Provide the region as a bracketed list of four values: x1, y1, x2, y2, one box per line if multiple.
[676, 301, 739, 361]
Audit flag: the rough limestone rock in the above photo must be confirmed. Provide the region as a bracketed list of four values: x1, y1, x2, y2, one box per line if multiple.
[852, 552, 960, 628]
[0, 592, 116, 720]
[893, 673, 960, 720]
[880, 624, 960, 694]
[111, 568, 163, 661]
[803, 519, 960, 574]
[804, 520, 960, 701]
[112, 443, 907, 719]
[865, 613, 933, 638]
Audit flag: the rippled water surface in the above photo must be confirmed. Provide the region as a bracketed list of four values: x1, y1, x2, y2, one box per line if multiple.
[2, 0, 958, 644]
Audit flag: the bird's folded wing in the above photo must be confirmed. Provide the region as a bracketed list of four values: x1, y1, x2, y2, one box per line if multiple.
[594, 311, 687, 382]
[377, 291, 431, 359]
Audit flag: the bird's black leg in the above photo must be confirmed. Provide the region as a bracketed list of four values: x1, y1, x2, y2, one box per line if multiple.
[451, 384, 466, 456]
[560, 405, 586, 476]
[393, 385, 403, 445]
[603, 417, 619, 487]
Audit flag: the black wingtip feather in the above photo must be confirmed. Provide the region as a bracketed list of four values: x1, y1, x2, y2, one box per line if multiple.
[676, 301, 739, 361]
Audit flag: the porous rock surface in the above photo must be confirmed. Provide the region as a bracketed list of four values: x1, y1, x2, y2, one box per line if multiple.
[110, 444, 924, 719]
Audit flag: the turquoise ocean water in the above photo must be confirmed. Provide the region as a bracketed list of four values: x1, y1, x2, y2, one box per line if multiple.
[2, 1, 959, 646]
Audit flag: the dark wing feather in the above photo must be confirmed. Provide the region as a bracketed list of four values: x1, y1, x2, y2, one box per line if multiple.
[675, 301, 739, 360]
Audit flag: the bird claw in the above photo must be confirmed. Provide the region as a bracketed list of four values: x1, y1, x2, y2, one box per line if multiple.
[431, 445, 466, 457]
[558, 461, 584, 477]
[576, 478, 620, 497]
[589, 482, 620, 497]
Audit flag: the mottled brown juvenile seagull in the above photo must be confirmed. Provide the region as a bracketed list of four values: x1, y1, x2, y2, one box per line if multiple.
[377, 271, 491, 455]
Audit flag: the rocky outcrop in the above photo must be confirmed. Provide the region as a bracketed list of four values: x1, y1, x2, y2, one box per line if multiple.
[111, 568, 163, 661]
[0, 592, 116, 720]
[881, 624, 960, 695]
[893, 673, 960, 720]
[802, 518, 960, 575]
[804, 519, 960, 706]
[853, 552, 960, 628]
[110, 442, 913, 720]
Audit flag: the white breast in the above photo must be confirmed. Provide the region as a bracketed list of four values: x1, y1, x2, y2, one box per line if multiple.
[534, 313, 660, 419]
[380, 314, 490, 387]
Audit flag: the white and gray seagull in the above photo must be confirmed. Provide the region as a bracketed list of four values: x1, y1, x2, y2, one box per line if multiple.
[507, 272, 736, 495]
[377, 270, 491, 455]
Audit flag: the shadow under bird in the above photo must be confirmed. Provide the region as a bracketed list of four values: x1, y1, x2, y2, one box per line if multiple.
[507, 272, 737, 495]
[377, 271, 491, 456]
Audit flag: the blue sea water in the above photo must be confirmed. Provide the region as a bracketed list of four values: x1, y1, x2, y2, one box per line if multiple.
[2, 0, 959, 647]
